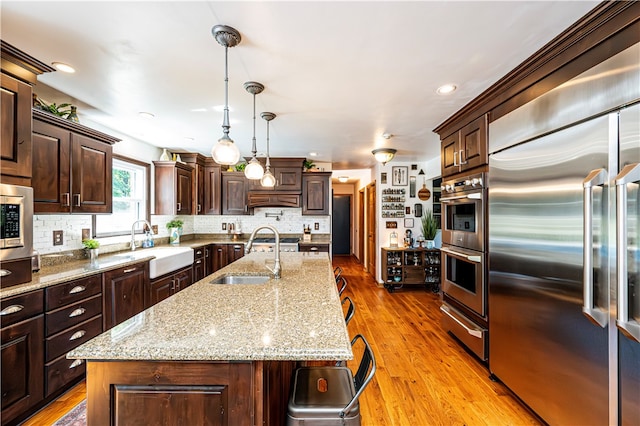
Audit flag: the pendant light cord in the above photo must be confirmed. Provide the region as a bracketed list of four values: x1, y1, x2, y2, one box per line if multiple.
[222, 46, 230, 138]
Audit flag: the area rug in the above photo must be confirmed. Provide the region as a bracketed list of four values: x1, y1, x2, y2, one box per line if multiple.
[52, 399, 86, 426]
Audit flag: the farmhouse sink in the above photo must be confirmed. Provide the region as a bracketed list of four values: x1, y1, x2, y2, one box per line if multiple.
[210, 274, 271, 285]
[113, 246, 194, 279]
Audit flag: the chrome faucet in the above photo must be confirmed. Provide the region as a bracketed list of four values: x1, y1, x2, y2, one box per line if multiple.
[245, 225, 281, 279]
[131, 219, 153, 251]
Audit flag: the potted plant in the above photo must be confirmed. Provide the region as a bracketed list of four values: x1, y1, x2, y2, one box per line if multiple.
[421, 209, 438, 249]
[234, 162, 247, 172]
[82, 238, 100, 262]
[166, 218, 184, 244]
[37, 98, 73, 118]
[303, 159, 316, 172]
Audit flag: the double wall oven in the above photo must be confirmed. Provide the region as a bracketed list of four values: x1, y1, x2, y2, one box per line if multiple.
[439, 172, 488, 360]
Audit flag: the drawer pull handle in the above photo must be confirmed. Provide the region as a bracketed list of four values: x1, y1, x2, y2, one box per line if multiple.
[195, 259, 202, 264]
[69, 308, 86, 318]
[123, 268, 137, 273]
[196, 250, 202, 255]
[0, 305, 24, 316]
[69, 285, 86, 294]
[69, 330, 86, 341]
[0, 269, 11, 277]
[69, 359, 84, 369]
[310, 247, 318, 251]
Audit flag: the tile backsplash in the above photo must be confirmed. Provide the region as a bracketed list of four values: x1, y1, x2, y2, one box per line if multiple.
[33, 208, 330, 254]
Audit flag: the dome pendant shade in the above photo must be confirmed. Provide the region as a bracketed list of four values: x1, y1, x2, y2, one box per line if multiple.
[244, 81, 265, 180]
[372, 148, 397, 165]
[260, 170, 276, 187]
[211, 24, 241, 166]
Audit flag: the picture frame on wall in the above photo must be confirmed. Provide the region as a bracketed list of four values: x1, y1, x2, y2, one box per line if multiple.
[409, 176, 416, 197]
[404, 218, 414, 228]
[381, 172, 387, 184]
[392, 166, 408, 186]
[386, 221, 398, 229]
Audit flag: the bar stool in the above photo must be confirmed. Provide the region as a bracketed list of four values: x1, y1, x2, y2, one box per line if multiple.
[334, 266, 343, 283]
[342, 296, 355, 326]
[337, 276, 347, 296]
[287, 334, 376, 425]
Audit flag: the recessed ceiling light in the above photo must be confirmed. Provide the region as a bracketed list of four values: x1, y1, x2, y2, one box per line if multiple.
[309, 152, 318, 157]
[52, 62, 75, 73]
[382, 133, 393, 140]
[138, 112, 155, 119]
[437, 84, 457, 95]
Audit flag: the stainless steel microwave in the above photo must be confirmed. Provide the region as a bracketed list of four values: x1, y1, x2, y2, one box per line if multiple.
[1, 183, 33, 261]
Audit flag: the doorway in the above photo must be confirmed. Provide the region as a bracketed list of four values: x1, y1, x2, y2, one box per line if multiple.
[366, 182, 376, 276]
[332, 194, 351, 255]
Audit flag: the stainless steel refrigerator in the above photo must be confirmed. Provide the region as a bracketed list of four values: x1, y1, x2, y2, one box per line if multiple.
[488, 42, 639, 425]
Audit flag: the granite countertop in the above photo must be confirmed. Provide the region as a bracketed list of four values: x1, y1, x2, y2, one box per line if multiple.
[68, 251, 352, 362]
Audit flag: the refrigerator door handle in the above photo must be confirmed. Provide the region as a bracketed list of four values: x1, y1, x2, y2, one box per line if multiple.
[582, 168, 608, 328]
[615, 162, 640, 342]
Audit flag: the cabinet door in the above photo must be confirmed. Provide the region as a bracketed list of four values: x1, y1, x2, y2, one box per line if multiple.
[71, 133, 112, 213]
[221, 173, 247, 215]
[0, 73, 32, 183]
[212, 244, 229, 272]
[274, 167, 302, 191]
[149, 275, 174, 307]
[176, 166, 192, 215]
[173, 266, 193, 291]
[441, 132, 460, 177]
[103, 263, 148, 330]
[1, 315, 44, 424]
[227, 244, 244, 264]
[302, 173, 330, 215]
[459, 115, 487, 171]
[195, 162, 205, 214]
[32, 120, 71, 213]
[192, 246, 207, 282]
[203, 162, 221, 215]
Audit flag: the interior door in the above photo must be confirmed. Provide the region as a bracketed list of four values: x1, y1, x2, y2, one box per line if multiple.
[358, 189, 364, 263]
[332, 195, 350, 255]
[366, 182, 376, 275]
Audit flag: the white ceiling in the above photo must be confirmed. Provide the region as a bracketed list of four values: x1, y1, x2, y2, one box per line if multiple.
[1, 1, 599, 170]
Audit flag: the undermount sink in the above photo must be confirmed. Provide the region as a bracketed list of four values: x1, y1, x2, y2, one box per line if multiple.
[210, 274, 271, 285]
[113, 246, 194, 279]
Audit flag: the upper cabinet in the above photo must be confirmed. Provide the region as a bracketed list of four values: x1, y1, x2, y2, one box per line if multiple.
[440, 115, 487, 177]
[1, 40, 55, 186]
[32, 110, 118, 214]
[177, 153, 206, 215]
[302, 172, 331, 215]
[203, 158, 221, 215]
[247, 158, 304, 193]
[154, 161, 194, 215]
[221, 171, 248, 215]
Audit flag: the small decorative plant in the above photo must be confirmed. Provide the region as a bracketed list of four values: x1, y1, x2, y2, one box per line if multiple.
[82, 238, 100, 249]
[303, 159, 316, 171]
[166, 219, 184, 230]
[234, 162, 246, 172]
[38, 98, 73, 118]
[421, 209, 438, 241]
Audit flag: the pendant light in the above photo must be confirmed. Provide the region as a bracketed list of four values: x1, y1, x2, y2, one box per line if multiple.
[243, 81, 265, 180]
[210, 25, 241, 166]
[260, 112, 277, 188]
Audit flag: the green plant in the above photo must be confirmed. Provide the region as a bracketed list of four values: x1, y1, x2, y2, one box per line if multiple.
[234, 162, 246, 172]
[303, 159, 316, 170]
[38, 99, 73, 118]
[421, 209, 438, 240]
[82, 238, 100, 249]
[166, 219, 184, 229]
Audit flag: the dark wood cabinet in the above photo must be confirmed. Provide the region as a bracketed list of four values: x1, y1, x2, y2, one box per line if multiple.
[227, 243, 244, 264]
[102, 262, 149, 330]
[1, 41, 54, 186]
[192, 244, 211, 282]
[246, 158, 304, 193]
[302, 172, 331, 215]
[381, 248, 440, 293]
[154, 161, 194, 215]
[149, 265, 193, 307]
[203, 159, 222, 215]
[247, 192, 300, 208]
[440, 115, 487, 177]
[221, 172, 248, 215]
[177, 153, 208, 215]
[31, 110, 117, 213]
[298, 243, 330, 253]
[211, 243, 244, 273]
[1, 290, 44, 425]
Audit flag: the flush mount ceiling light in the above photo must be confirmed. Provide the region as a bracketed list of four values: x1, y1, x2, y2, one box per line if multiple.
[436, 84, 457, 95]
[338, 176, 349, 183]
[210, 24, 242, 166]
[138, 111, 155, 119]
[260, 112, 277, 187]
[372, 148, 397, 165]
[52, 62, 75, 73]
[243, 81, 265, 180]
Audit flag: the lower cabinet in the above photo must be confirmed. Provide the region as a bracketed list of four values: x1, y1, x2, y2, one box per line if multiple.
[103, 262, 149, 331]
[192, 244, 211, 283]
[211, 244, 245, 273]
[0, 290, 44, 426]
[298, 243, 330, 253]
[381, 248, 441, 293]
[149, 265, 193, 307]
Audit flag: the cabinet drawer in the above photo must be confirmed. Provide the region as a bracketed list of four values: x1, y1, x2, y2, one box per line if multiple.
[193, 246, 206, 259]
[403, 267, 425, 282]
[299, 244, 329, 253]
[45, 294, 102, 336]
[0, 289, 44, 327]
[46, 274, 101, 310]
[45, 353, 86, 397]
[45, 315, 102, 362]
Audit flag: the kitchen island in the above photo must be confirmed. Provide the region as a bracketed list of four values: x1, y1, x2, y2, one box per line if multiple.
[68, 252, 351, 426]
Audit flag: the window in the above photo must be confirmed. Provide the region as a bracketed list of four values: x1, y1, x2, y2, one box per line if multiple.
[94, 155, 150, 237]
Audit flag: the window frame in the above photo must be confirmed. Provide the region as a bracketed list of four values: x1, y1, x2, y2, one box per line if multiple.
[93, 154, 151, 238]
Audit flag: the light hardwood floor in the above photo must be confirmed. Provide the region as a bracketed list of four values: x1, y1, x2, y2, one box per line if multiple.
[24, 255, 541, 426]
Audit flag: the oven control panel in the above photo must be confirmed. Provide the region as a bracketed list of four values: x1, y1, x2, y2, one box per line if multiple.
[441, 172, 485, 194]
